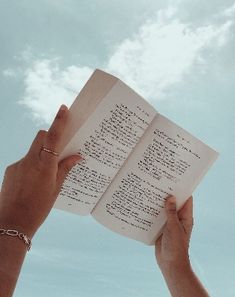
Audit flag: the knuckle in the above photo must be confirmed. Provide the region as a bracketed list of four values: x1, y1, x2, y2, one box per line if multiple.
[48, 129, 59, 144]
[36, 130, 47, 140]
[38, 129, 47, 136]
[5, 161, 18, 173]
[5, 165, 13, 175]
[4, 161, 20, 178]
[38, 129, 47, 135]
[6, 164, 13, 171]
[167, 208, 177, 215]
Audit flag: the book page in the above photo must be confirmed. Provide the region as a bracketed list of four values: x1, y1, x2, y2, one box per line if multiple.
[59, 69, 118, 151]
[92, 114, 219, 244]
[54, 80, 156, 215]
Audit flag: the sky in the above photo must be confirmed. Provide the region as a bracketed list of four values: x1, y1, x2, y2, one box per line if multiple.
[0, 0, 235, 296]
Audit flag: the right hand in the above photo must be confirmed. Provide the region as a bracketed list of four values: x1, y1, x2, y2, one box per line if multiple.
[155, 196, 193, 272]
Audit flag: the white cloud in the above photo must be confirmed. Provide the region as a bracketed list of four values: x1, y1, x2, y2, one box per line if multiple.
[20, 59, 93, 123]
[20, 4, 234, 124]
[106, 9, 232, 101]
[2, 68, 17, 78]
[223, 2, 235, 17]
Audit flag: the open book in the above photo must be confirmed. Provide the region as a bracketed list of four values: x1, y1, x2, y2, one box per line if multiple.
[54, 69, 219, 245]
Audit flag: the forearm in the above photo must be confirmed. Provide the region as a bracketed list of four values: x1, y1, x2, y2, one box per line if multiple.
[160, 262, 210, 297]
[0, 233, 28, 297]
[0, 105, 81, 296]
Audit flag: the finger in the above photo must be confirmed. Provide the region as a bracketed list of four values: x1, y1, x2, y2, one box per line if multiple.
[26, 130, 47, 159]
[56, 154, 84, 189]
[155, 233, 163, 258]
[178, 196, 193, 235]
[41, 105, 68, 163]
[155, 233, 163, 250]
[178, 196, 193, 221]
[165, 196, 180, 227]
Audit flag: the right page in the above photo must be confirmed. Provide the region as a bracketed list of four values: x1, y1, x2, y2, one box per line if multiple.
[92, 114, 219, 245]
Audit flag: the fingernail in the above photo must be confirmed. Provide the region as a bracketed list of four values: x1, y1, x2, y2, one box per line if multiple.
[74, 155, 85, 165]
[60, 104, 67, 111]
[167, 196, 176, 211]
[56, 104, 68, 119]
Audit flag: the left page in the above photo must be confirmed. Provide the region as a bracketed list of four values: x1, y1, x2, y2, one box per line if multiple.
[54, 79, 156, 215]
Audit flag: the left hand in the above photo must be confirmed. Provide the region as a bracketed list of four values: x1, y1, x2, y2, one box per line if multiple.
[0, 105, 82, 238]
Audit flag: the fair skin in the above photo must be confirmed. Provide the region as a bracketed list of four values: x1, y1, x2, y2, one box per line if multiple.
[155, 196, 210, 297]
[0, 105, 210, 297]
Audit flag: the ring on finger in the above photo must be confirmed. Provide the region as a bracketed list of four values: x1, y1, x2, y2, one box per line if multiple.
[41, 146, 59, 157]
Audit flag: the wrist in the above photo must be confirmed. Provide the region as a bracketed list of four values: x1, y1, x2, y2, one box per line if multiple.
[0, 211, 36, 239]
[159, 257, 192, 280]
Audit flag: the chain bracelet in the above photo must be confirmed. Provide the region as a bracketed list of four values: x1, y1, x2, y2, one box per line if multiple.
[0, 228, 32, 251]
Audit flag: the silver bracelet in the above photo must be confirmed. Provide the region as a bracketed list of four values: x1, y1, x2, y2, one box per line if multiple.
[0, 229, 32, 251]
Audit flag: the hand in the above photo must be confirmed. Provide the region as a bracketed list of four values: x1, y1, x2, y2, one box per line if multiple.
[155, 196, 193, 272]
[0, 105, 82, 238]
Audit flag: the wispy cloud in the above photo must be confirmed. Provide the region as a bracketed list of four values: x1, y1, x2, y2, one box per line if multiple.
[2, 68, 17, 78]
[20, 60, 93, 123]
[106, 9, 232, 100]
[222, 2, 235, 17]
[17, 3, 235, 124]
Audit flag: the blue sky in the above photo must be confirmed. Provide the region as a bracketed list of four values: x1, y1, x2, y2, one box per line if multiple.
[0, 1, 235, 296]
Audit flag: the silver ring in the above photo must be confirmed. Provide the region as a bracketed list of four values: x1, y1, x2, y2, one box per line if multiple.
[41, 146, 59, 157]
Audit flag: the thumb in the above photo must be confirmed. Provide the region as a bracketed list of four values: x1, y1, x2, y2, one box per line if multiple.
[165, 196, 180, 226]
[57, 154, 83, 188]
